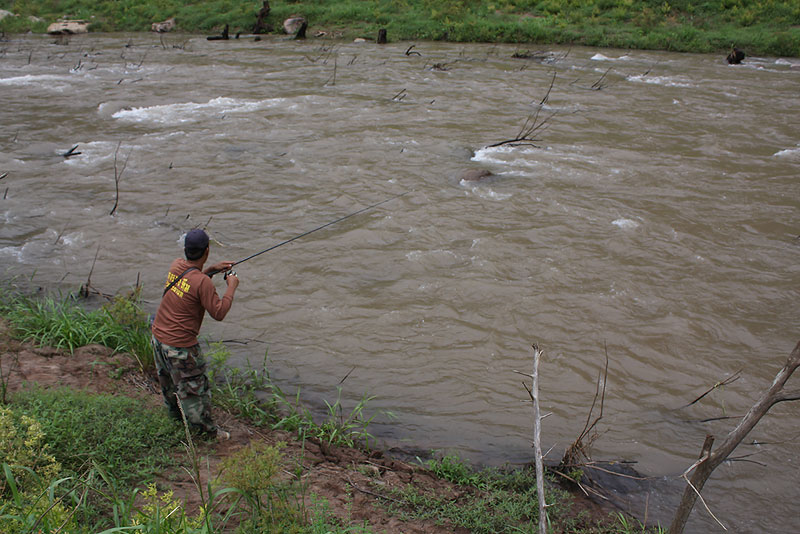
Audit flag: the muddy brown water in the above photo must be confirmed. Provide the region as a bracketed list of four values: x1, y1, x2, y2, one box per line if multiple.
[1, 33, 798, 532]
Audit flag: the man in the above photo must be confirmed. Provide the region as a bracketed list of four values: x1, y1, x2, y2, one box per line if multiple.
[151, 228, 240, 439]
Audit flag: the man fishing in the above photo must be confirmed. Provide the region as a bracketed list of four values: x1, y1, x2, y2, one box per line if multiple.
[151, 228, 239, 440]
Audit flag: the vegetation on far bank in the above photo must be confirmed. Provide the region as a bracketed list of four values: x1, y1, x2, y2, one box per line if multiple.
[1, 0, 799, 57]
[0, 286, 665, 533]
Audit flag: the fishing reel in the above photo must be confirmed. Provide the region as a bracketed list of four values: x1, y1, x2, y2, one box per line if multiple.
[224, 269, 237, 280]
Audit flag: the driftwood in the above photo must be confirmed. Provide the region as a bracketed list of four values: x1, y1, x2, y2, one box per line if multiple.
[207, 24, 229, 41]
[668, 341, 800, 533]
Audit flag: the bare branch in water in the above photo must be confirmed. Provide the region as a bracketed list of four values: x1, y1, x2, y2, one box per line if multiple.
[61, 145, 81, 158]
[681, 369, 742, 408]
[110, 141, 131, 216]
[485, 72, 558, 149]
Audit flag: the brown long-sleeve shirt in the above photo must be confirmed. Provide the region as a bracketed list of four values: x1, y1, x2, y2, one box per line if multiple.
[151, 258, 235, 347]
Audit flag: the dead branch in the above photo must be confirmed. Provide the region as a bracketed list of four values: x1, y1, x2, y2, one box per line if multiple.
[485, 72, 558, 149]
[61, 145, 81, 158]
[54, 219, 71, 245]
[78, 245, 112, 299]
[681, 369, 742, 408]
[511, 49, 568, 64]
[391, 88, 407, 101]
[668, 340, 800, 534]
[560, 343, 609, 471]
[110, 141, 131, 216]
[405, 45, 421, 57]
[324, 54, 338, 86]
[591, 67, 612, 90]
[530, 343, 547, 534]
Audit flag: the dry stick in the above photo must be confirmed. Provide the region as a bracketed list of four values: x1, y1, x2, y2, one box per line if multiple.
[668, 341, 800, 534]
[325, 54, 338, 86]
[550, 468, 608, 501]
[346, 475, 405, 505]
[80, 245, 101, 298]
[54, 219, 71, 245]
[110, 141, 130, 216]
[391, 88, 407, 101]
[682, 369, 742, 408]
[531, 344, 547, 534]
[590, 67, 612, 90]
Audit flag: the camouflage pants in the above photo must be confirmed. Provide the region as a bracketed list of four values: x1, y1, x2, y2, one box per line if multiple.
[151, 336, 216, 435]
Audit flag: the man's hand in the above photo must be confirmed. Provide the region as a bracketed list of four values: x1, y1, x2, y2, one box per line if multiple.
[225, 271, 239, 290]
[205, 261, 235, 276]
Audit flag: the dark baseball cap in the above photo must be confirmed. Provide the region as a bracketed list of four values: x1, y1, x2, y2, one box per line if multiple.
[184, 229, 209, 250]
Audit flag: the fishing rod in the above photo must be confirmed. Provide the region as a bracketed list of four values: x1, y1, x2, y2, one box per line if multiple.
[209, 191, 409, 277]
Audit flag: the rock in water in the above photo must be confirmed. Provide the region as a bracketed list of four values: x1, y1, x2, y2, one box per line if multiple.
[283, 16, 306, 35]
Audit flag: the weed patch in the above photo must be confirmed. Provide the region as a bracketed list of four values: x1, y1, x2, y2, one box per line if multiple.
[10, 387, 183, 486]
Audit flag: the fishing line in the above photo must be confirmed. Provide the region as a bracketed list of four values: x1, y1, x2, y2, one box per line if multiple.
[209, 191, 409, 277]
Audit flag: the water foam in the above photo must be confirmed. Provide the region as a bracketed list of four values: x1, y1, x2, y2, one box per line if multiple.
[112, 96, 287, 124]
[472, 145, 544, 169]
[773, 145, 800, 159]
[612, 218, 639, 230]
[0, 246, 22, 260]
[0, 73, 73, 91]
[462, 185, 512, 201]
[626, 74, 694, 88]
[590, 53, 631, 61]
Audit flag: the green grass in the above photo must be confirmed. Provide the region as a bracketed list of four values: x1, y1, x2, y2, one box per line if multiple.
[11, 387, 184, 485]
[0, 289, 153, 371]
[206, 341, 388, 450]
[1, 0, 798, 56]
[0, 387, 373, 533]
[384, 454, 665, 533]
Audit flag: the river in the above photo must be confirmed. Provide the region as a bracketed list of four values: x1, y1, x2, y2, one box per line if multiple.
[1, 32, 798, 532]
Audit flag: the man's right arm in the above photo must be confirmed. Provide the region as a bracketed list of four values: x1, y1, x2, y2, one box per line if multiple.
[199, 274, 238, 321]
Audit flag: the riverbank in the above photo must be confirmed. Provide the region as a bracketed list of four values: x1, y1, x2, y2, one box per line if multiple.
[1, 0, 798, 57]
[0, 288, 663, 533]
